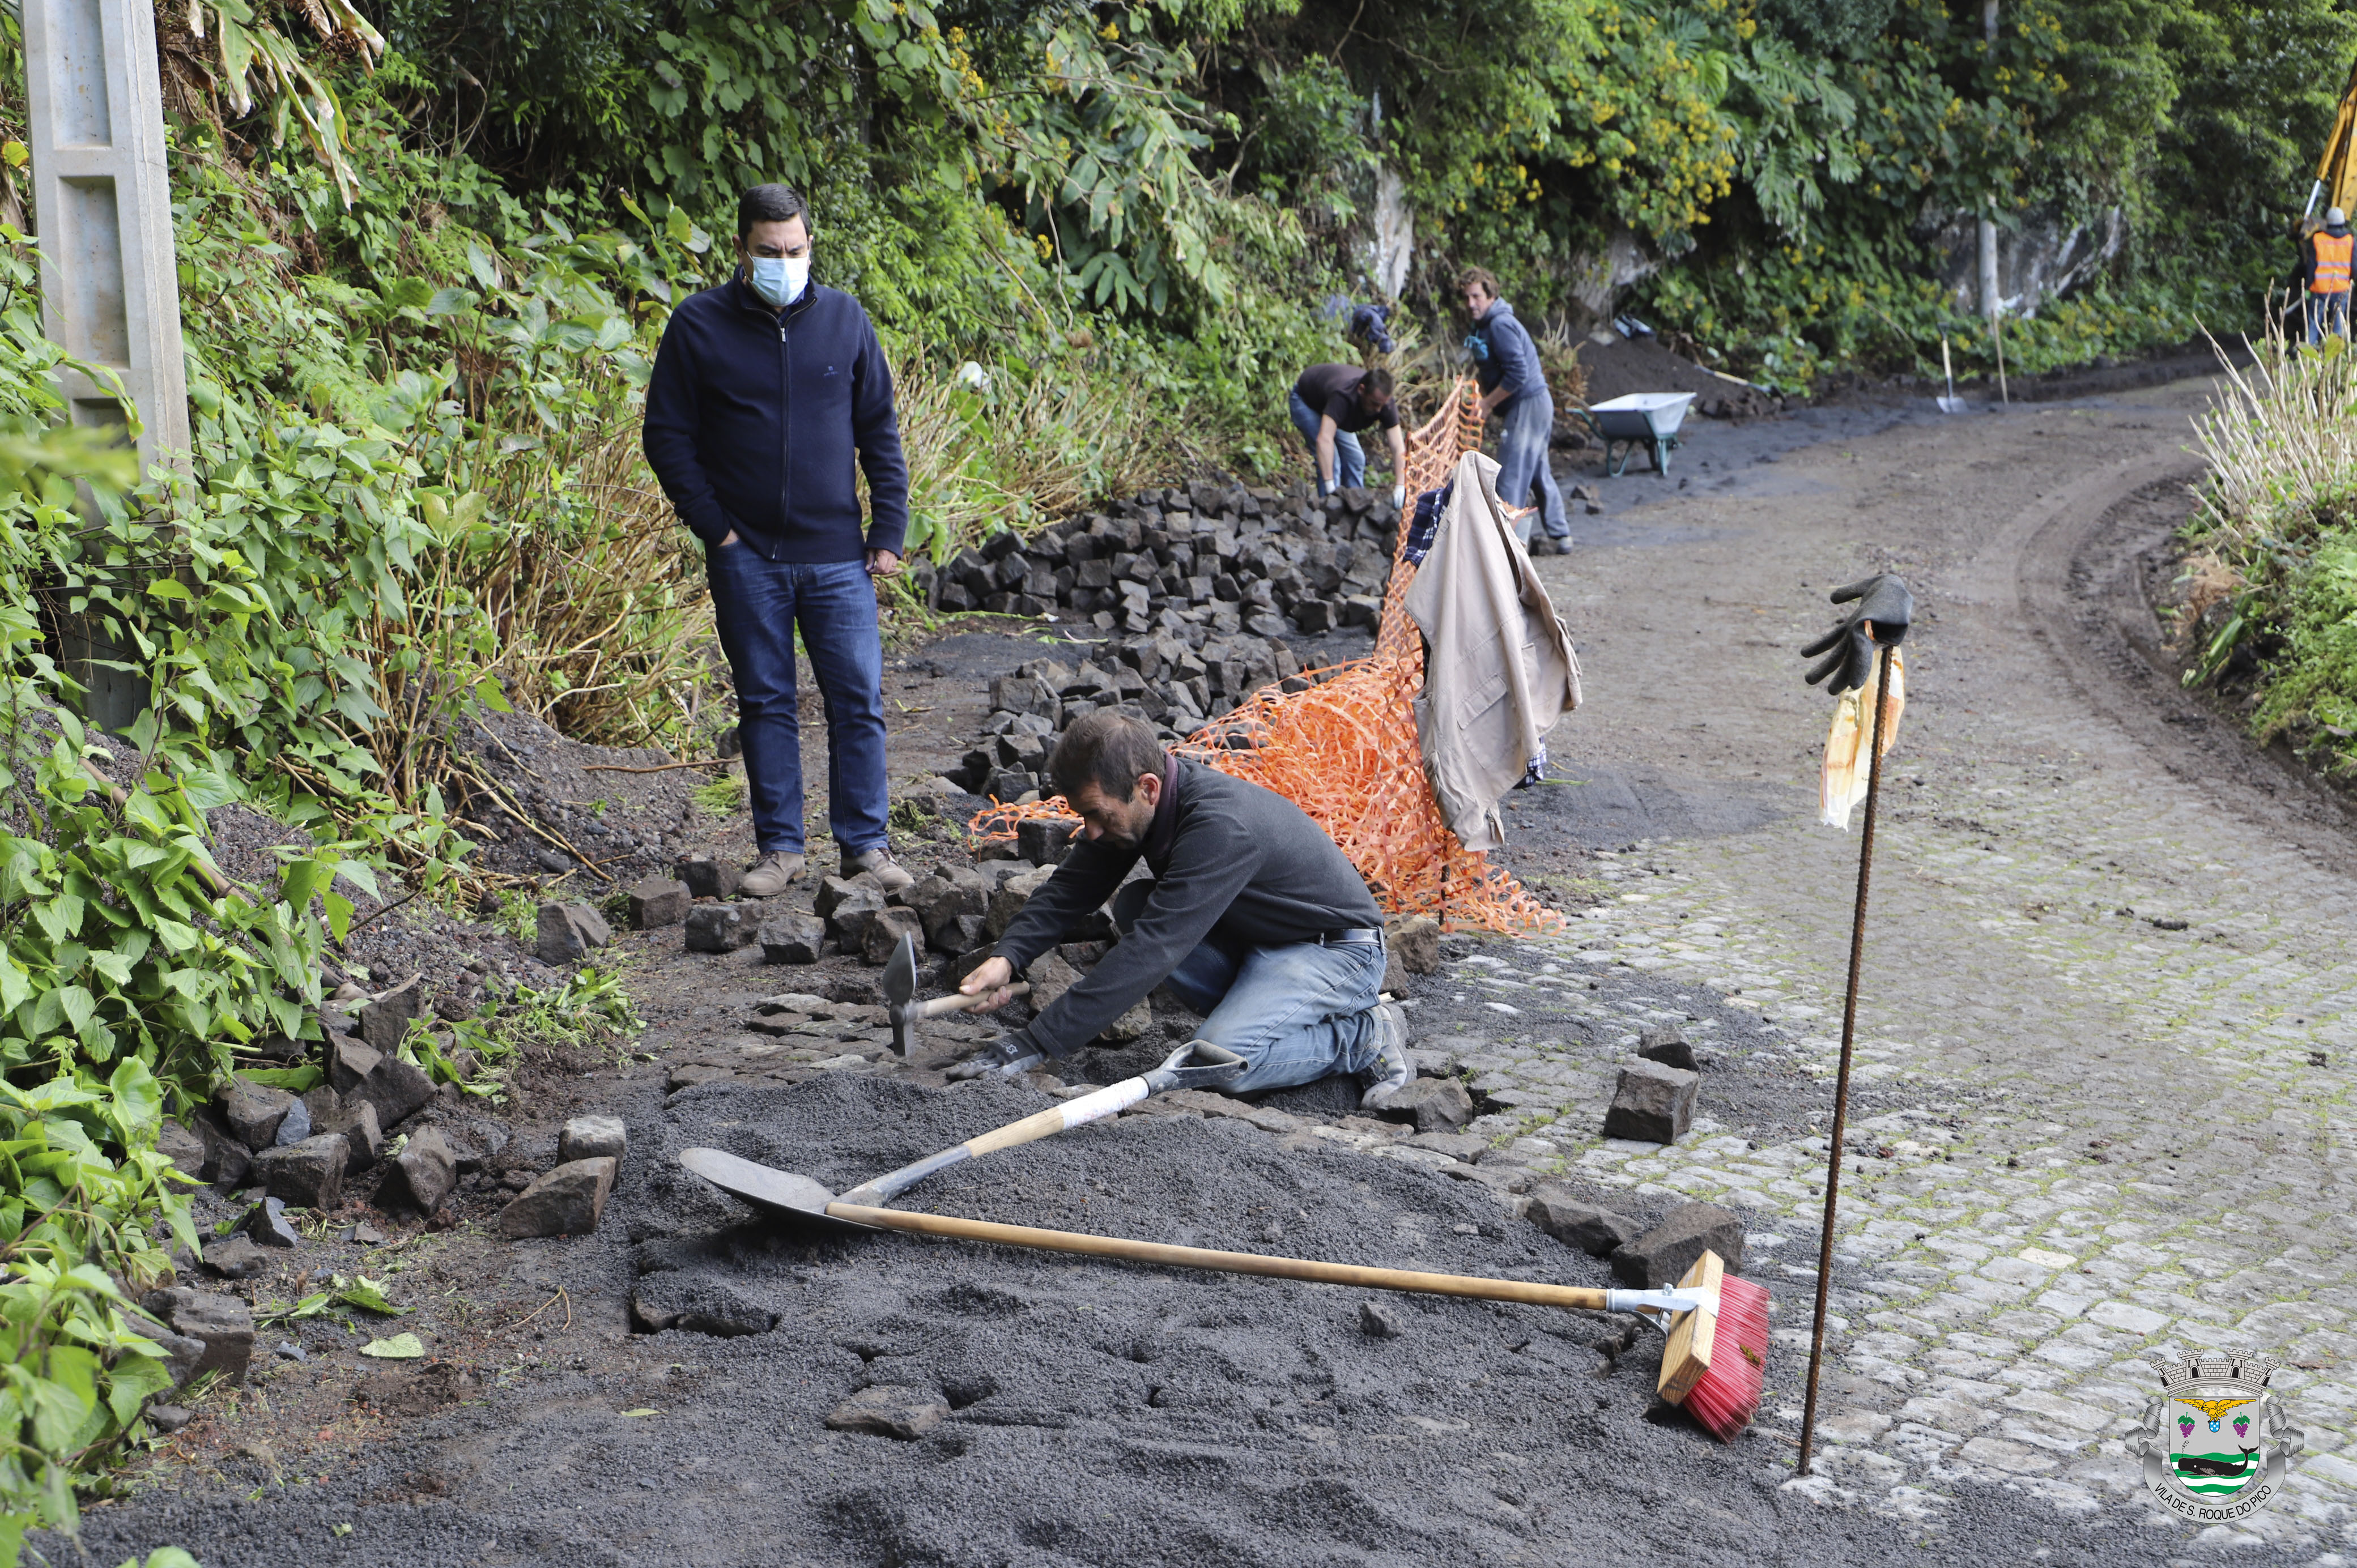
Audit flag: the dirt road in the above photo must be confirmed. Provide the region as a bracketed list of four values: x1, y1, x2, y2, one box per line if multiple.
[69, 375, 2357, 1566]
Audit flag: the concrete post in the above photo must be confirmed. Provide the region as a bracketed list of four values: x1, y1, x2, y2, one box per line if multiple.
[20, 0, 190, 472]
[20, 0, 190, 730]
[1977, 0, 2002, 321]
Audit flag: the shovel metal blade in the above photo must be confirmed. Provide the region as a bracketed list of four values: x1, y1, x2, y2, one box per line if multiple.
[678, 1147, 878, 1234]
[1936, 396, 1967, 414]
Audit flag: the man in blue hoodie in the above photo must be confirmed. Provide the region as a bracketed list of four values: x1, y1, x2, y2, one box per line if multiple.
[643, 185, 915, 897]
[1460, 267, 1568, 554]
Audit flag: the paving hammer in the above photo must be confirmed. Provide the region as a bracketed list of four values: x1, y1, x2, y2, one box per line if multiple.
[884, 931, 1027, 1057]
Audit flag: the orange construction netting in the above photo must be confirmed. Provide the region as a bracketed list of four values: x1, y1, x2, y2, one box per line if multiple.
[973, 381, 1565, 934]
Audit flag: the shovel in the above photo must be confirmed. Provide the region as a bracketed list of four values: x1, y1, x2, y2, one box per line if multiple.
[675, 1145, 1756, 1418]
[1937, 336, 1965, 414]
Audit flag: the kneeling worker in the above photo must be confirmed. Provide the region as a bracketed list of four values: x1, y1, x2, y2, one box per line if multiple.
[955, 711, 1410, 1103]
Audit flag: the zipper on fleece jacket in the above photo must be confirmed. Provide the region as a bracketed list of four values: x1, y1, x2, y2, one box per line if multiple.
[777, 317, 792, 540]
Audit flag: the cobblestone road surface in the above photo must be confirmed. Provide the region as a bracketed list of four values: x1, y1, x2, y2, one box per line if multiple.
[1448, 385, 2357, 1562]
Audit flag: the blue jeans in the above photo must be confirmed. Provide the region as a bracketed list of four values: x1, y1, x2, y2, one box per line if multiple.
[1495, 389, 1567, 540]
[1288, 388, 1365, 491]
[1114, 883, 1386, 1093]
[2311, 291, 2350, 344]
[704, 547, 889, 857]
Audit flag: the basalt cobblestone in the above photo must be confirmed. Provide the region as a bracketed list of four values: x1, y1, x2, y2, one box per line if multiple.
[1429, 756, 2357, 1554]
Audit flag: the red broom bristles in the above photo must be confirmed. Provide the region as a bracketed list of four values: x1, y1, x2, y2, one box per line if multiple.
[1677, 1274, 1772, 1442]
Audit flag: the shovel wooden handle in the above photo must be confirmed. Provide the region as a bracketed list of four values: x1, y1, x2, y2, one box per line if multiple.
[826, 1201, 1620, 1310]
[837, 1076, 1150, 1205]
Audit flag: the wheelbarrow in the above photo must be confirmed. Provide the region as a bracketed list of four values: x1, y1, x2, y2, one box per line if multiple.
[1577, 392, 1696, 478]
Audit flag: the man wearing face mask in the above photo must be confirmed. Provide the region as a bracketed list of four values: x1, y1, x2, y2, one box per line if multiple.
[644, 184, 915, 897]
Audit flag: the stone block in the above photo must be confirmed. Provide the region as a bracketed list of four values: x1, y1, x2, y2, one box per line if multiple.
[907, 876, 986, 950]
[985, 865, 1057, 940]
[187, 1110, 249, 1188]
[358, 1053, 435, 1132]
[863, 906, 925, 965]
[758, 910, 826, 965]
[1637, 1025, 1698, 1073]
[1390, 915, 1441, 974]
[627, 876, 691, 930]
[327, 1035, 381, 1098]
[157, 1119, 206, 1180]
[1610, 1201, 1746, 1289]
[1097, 998, 1154, 1044]
[1601, 1060, 1697, 1144]
[325, 1101, 384, 1172]
[385, 1128, 457, 1214]
[674, 853, 742, 901]
[560, 1115, 627, 1164]
[1403, 1132, 1487, 1162]
[249, 1134, 348, 1211]
[216, 1076, 295, 1153]
[197, 1234, 270, 1281]
[825, 1385, 950, 1440]
[241, 1195, 301, 1249]
[358, 974, 425, 1054]
[828, 889, 888, 953]
[1525, 1183, 1643, 1257]
[536, 900, 612, 966]
[144, 1288, 253, 1386]
[1373, 1076, 1474, 1132]
[439, 1114, 510, 1174]
[989, 674, 1061, 724]
[1015, 816, 1080, 866]
[684, 904, 754, 954]
[499, 1157, 618, 1238]
[1024, 951, 1083, 1012]
[814, 872, 882, 921]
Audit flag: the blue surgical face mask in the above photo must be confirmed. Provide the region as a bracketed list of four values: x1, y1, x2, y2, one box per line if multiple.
[747, 254, 811, 307]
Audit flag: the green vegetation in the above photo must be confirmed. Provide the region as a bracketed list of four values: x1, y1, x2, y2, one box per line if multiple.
[2181, 321, 2357, 778]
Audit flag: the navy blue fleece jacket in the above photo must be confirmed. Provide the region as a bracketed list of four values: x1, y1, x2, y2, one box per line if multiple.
[642, 275, 909, 561]
[1469, 299, 1544, 406]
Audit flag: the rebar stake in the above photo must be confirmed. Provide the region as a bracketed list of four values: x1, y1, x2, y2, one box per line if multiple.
[1795, 638, 1895, 1478]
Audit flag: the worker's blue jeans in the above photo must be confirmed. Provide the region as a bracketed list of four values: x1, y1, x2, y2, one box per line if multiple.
[704, 546, 890, 858]
[1495, 389, 1567, 540]
[1113, 881, 1386, 1094]
[2310, 291, 2350, 344]
[1289, 388, 1365, 491]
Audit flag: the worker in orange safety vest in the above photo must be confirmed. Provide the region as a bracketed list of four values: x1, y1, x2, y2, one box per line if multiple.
[2305, 207, 2353, 343]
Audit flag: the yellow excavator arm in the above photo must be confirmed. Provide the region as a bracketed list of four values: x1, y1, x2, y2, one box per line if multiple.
[2312, 57, 2357, 219]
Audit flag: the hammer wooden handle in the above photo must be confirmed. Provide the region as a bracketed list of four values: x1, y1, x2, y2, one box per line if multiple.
[909, 982, 1029, 1022]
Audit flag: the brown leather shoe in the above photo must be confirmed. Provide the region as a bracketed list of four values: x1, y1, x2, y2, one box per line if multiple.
[841, 846, 914, 893]
[739, 850, 805, 898]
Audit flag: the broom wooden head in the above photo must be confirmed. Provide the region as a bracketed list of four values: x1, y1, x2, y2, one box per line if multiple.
[1653, 1250, 1770, 1442]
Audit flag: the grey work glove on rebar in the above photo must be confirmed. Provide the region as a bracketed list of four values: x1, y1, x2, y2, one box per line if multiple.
[1799, 574, 1913, 694]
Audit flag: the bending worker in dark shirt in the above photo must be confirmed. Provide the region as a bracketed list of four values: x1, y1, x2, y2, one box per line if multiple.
[955, 711, 1412, 1103]
[1288, 363, 1410, 508]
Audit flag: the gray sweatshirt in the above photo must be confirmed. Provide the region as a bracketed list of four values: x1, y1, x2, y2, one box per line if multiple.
[992, 757, 1384, 1058]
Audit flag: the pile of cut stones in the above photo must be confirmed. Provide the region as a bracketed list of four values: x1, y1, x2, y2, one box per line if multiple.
[914, 478, 1400, 639]
[931, 482, 1403, 801]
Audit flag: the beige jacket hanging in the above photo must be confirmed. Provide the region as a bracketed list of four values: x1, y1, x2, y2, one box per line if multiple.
[1402, 451, 1582, 852]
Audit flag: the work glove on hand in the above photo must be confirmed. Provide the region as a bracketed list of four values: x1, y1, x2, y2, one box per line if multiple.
[1392, 483, 1407, 509]
[1799, 574, 1913, 695]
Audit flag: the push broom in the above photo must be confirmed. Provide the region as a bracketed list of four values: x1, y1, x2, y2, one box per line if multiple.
[681, 1146, 1772, 1440]
[1793, 573, 1913, 1476]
